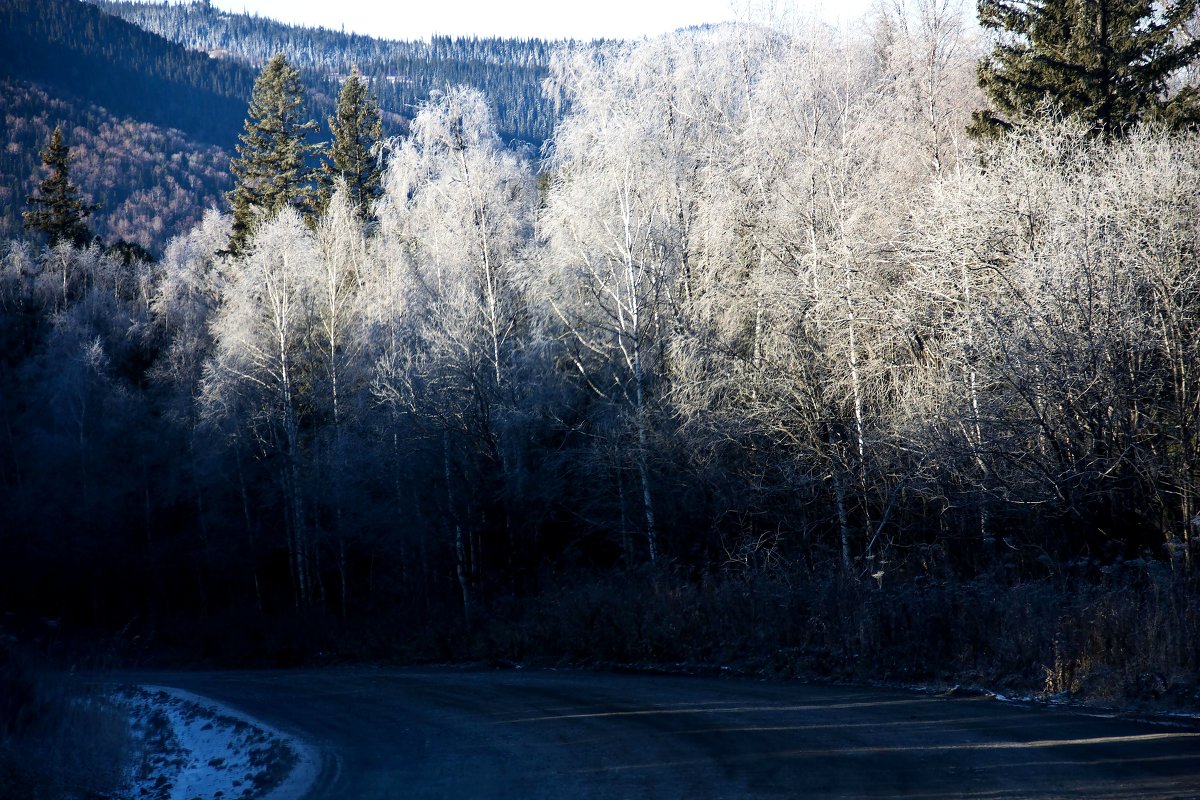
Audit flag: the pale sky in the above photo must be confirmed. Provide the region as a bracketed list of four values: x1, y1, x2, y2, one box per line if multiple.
[201, 0, 878, 41]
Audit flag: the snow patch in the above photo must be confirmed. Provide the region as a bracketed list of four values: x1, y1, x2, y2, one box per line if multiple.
[119, 685, 319, 800]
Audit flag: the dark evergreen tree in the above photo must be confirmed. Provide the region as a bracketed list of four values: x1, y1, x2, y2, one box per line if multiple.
[970, 0, 1200, 138]
[106, 238, 154, 266]
[23, 125, 97, 246]
[319, 67, 384, 221]
[227, 53, 319, 253]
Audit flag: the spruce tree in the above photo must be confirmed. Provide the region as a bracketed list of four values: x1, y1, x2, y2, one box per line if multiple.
[319, 68, 384, 222]
[23, 125, 98, 247]
[970, 0, 1200, 138]
[227, 54, 319, 253]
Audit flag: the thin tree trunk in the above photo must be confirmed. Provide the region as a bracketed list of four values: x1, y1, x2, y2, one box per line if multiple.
[842, 268, 874, 547]
[234, 437, 263, 614]
[618, 177, 659, 566]
[832, 461, 852, 573]
[961, 260, 989, 543]
[444, 432, 472, 626]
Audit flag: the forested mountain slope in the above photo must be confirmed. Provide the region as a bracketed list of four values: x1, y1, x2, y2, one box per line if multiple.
[5, 1, 1200, 736]
[90, 0, 561, 145]
[0, 0, 257, 249]
[0, 78, 230, 248]
[1, 0, 257, 147]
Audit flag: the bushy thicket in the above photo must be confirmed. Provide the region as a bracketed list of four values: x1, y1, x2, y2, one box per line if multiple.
[487, 564, 1200, 705]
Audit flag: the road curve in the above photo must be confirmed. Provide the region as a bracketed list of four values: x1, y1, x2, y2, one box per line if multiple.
[120, 667, 1200, 799]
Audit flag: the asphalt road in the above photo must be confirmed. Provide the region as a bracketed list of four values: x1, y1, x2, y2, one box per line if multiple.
[122, 667, 1200, 799]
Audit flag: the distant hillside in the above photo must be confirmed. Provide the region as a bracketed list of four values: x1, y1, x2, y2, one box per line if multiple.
[0, 78, 231, 251]
[0, 0, 259, 149]
[90, 0, 562, 145]
[0, 0, 251, 250]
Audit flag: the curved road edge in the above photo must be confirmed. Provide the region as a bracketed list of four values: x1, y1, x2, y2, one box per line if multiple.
[123, 683, 324, 800]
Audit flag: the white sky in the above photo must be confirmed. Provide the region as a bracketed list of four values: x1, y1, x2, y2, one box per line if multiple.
[201, 0, 878, 41]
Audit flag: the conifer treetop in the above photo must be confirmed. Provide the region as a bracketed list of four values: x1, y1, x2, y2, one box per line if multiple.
[23, 124, 98, 247]
[227, 53, 319, 253]
[319, 67, 384, 222]
[970, 0, 1200, 138]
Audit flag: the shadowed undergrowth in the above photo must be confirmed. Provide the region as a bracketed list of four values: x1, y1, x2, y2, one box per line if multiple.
[469, 562, 1200, 708]
[0, 641, 129, 800]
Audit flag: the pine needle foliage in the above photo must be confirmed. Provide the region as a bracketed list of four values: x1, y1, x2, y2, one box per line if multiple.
[22, 125, 98, 246]
[319, 67, 384, 222]
[227, 53, 319, 253]
[970, 0, 1200, 138]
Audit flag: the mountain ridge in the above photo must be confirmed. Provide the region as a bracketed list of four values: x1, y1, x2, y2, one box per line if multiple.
[89, 0, 563, 145]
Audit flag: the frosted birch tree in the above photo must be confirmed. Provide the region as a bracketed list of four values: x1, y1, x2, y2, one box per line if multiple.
[539, 41, 688, 566]
[712, 22, 925, 571]
[313, 184, 368, 612]
[202, 210, 322, 607]
[151, 209, 233, 403]
[372, 87, 536, 620]
[870, 0, 980, 174]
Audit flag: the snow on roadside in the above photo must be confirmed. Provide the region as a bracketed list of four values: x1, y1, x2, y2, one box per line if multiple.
[118, 685, 319, 800]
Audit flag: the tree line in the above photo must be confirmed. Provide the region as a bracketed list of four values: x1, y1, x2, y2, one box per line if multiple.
[92, 0, 561, 144]
[2, 0, 566, 254]
[4, 0, 1200, 699]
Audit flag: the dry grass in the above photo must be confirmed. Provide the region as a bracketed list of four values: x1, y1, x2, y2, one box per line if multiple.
[0, 641, 130, 800]
[483, 562, 1200, 708]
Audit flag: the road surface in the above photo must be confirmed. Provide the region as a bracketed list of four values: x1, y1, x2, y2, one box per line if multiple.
[122, 667, 1200, 799]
